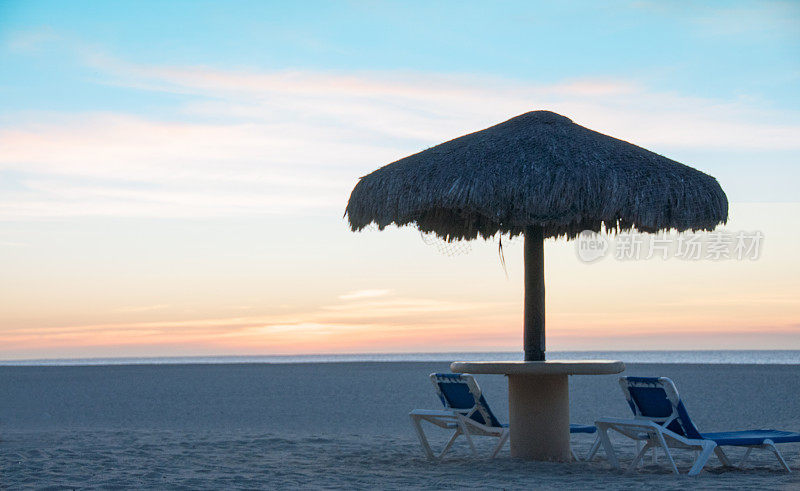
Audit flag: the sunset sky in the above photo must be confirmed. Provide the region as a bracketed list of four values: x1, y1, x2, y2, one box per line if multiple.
[1, 1, 798, 359]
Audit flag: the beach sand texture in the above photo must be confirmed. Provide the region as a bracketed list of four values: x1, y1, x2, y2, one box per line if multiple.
[1, 362, 799, 489]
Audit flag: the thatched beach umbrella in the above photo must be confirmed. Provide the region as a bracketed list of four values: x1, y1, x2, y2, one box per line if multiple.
[346, 110, 728, 361]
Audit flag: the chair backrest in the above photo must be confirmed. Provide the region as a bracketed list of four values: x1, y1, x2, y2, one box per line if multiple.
[619, 376, 702, 439]
[430, 373, 502, 428]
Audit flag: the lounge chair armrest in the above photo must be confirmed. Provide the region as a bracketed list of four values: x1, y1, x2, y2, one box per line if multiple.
[595, 417, 662, 430]
[410, 409, 460, 418]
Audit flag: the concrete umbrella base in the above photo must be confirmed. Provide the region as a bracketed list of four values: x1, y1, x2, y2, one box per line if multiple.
[450, 360, 625, 461]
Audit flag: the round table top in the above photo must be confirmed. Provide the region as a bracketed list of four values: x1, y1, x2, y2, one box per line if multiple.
[450, 359, 625, 375]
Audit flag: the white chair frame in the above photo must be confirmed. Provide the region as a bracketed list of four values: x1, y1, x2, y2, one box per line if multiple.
[409, 373, 508, 460]
[595, 377, 794, 476]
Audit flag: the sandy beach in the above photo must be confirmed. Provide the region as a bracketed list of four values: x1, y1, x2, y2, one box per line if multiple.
[2, 362, 799, 489]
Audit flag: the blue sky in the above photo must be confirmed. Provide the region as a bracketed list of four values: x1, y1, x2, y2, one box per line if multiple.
[2, 1, 799, 111]
[0, 1, 798, 358]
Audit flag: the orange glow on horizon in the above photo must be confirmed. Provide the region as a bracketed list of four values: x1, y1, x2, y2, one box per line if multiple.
[1, 203, 798, 359]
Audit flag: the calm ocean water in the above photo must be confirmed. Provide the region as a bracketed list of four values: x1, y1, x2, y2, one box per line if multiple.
[2, 351, 798, 366]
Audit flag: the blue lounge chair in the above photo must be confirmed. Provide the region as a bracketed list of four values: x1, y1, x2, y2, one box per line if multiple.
[595, 376, 800, 475]
[409, 373, 599, 460]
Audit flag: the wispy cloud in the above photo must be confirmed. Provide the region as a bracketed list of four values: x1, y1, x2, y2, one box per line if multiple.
[0, 293, 519, 357]
[1, 46, 799, 220]
[338, 289, 392, 300]
[113, 304, 170, 313]
[2, 295, 798, 357]
[5, 27, 61, 53]
[95, 60, 800, 150]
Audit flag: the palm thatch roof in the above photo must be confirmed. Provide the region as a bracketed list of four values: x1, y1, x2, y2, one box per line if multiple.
[346, 111, 728, 241]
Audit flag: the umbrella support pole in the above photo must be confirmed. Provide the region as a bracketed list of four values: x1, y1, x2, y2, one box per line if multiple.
[508, 374, 571, 461]
[524, 226, 545, 361]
